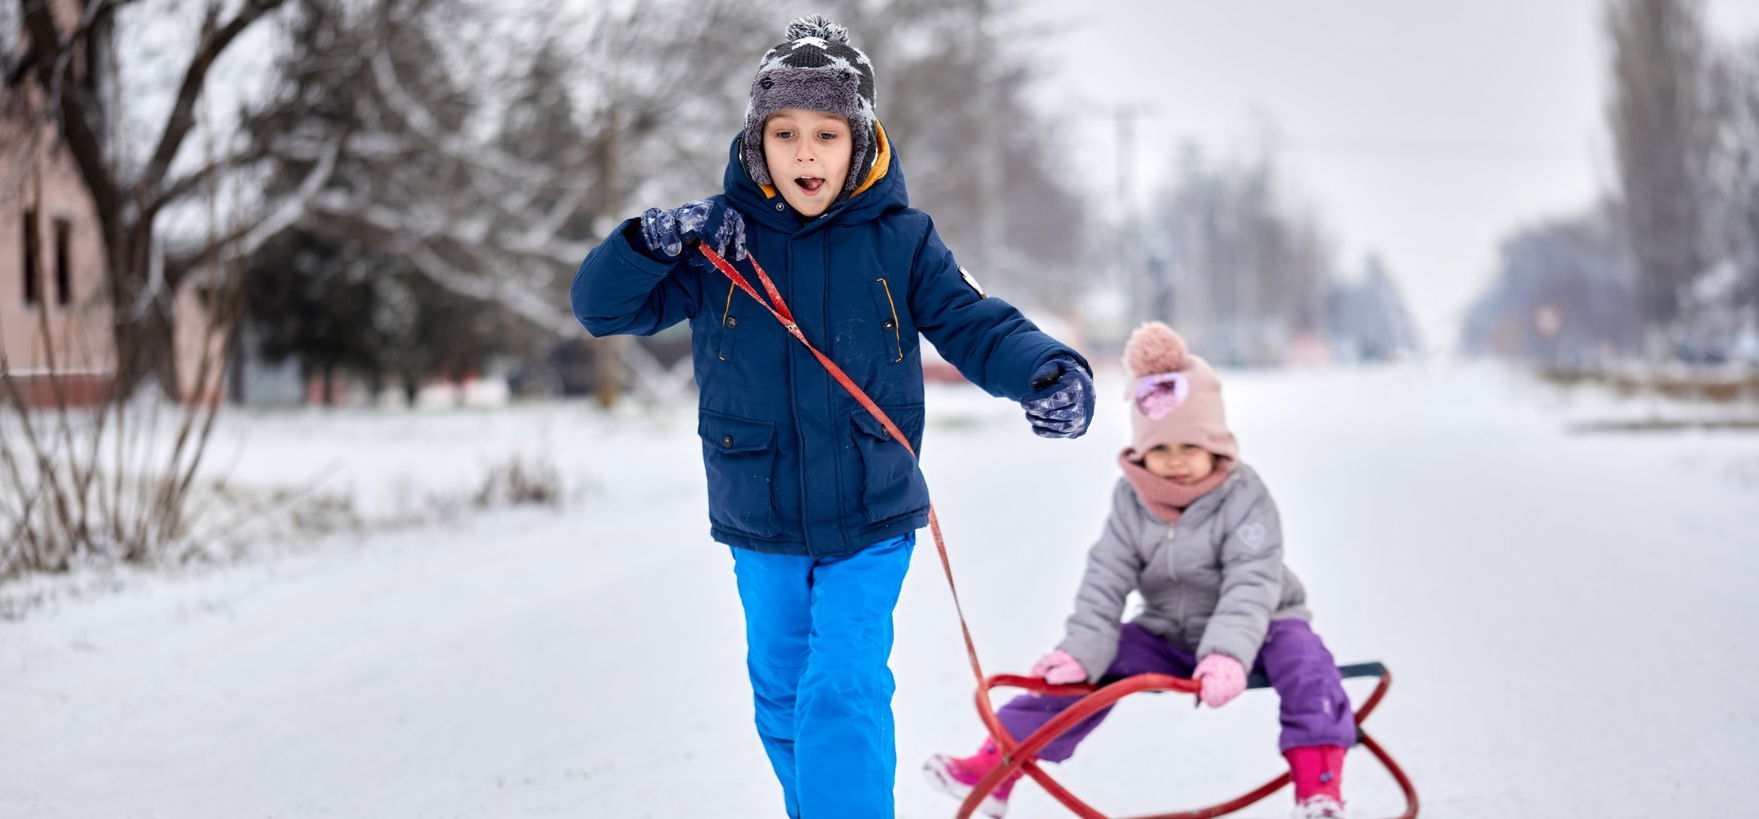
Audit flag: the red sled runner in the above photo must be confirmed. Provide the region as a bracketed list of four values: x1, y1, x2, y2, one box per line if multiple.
[958, 663, 1419, 819]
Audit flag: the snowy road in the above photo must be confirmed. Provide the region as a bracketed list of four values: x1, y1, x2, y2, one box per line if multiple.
[3, 365, 1757, 817]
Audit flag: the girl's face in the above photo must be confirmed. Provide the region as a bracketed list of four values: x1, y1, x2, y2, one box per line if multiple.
[763, 109, 853, 218]
[1141, 443, 1216, 485]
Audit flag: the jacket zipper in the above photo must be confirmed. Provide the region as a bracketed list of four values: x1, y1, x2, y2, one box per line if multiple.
[876, 278, 904, 362]
[1166, 522, 1188, 632]
[718, 281, 736, 361]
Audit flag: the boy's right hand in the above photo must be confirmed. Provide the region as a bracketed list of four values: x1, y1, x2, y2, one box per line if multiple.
[639, 199, 748, 261]
[1030, 648, 1088, 685]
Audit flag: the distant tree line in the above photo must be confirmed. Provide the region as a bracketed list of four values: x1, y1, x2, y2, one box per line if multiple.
[1463, 0, 1759, 368]
[1138, 141, 1419, 366]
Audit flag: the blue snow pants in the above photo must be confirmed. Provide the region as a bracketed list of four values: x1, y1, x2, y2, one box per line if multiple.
[730, 532, 915, 819]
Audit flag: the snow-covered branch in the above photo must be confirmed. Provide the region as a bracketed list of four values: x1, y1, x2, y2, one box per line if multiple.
[227, 128, 344, 260]
[161, 127, 345, 273]
[404, 247, 577, 338]
[151, 144, 269, 215]
[366, 50, 580, 187]
[140, 0, 289, 196]
[297, 191, 577, 337]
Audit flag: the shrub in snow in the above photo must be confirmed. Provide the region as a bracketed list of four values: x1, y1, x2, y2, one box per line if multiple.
[473, 453, 562, 509]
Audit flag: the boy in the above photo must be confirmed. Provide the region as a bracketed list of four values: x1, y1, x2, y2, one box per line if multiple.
[570, 15, 1093, 819]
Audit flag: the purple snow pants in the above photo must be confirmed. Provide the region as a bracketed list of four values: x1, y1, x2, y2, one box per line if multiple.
[997, 619, 1356, 761]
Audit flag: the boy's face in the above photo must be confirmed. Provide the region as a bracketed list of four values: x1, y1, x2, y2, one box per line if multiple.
[763, 109, 853, 218]
[1142, 443, 1216, 485]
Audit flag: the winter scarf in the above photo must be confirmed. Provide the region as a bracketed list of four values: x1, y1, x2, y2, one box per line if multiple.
[1118, 451, 1233, 523]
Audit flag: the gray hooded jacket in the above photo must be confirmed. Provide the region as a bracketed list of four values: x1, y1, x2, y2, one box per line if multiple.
[1057, 463, 1310, 681]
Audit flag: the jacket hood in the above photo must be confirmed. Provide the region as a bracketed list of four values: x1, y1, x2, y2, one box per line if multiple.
[723, 121, 906, 234]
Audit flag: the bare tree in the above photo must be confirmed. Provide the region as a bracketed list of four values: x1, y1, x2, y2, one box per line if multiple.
[234, 0, 772, 405]
[5, 0, 334, 398]
[1707, 36, 1759, 345]
[1, 119, 248, 577]
[1326, 253, 1421, 362]
[1606, 0, 1714, 351]
[1146, 140, 1336, 365]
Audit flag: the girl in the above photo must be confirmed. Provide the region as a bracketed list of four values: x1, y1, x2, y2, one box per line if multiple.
[924, 322, 1354, 819]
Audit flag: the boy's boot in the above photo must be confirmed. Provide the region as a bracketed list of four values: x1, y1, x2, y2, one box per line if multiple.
[922, 739, 1025, 818]
[1284, 744, 1348, 818]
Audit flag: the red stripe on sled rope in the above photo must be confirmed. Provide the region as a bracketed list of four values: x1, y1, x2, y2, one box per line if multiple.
[696, 244, 1014, 750]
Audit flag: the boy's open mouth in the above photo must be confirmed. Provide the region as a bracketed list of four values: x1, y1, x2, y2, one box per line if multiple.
[795, 176, 826, 194]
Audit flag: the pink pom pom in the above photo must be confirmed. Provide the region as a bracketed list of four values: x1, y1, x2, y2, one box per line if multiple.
[1123, 322, 1188, 376]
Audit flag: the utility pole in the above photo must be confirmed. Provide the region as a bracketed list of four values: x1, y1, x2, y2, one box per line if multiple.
[975, 0, 1004, 293]
[1114, 104, 1151, 326]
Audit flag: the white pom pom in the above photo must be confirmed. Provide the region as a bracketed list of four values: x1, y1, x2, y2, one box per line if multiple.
[787, 15, 850, 43]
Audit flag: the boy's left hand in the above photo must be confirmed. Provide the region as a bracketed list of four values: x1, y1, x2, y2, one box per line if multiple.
[1020, 357, 1093, 438]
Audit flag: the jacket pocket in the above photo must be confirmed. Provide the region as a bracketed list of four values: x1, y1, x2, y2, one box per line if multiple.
[849, 405, 929, 524]
[868, 278, 905, 363]
[698, 411, 780, 537]
[716, 281, 741, 362]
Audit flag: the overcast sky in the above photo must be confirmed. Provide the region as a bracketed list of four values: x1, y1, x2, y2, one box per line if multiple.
[1018, 0, 1759, 349]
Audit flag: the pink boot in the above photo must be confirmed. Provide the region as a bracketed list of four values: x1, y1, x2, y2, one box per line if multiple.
[1284, 744, 1348, 818]
[922, 739, 1026, 818]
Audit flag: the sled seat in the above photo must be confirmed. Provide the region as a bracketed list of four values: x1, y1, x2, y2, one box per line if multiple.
[1243, 660, 1386, 691]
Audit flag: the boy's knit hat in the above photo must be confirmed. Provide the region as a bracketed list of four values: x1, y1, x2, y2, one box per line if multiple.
[1123, 322, 1238, 461]
[741, 15, 879, 194]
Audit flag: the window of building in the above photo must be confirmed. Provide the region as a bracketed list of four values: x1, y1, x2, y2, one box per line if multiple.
[22, 209, 41, 306]
[54, 218, 72, 306]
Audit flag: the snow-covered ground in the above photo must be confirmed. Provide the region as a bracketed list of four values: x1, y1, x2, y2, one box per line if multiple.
[3, 363, 1757, 818]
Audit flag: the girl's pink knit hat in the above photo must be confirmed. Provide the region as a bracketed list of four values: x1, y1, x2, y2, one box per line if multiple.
[1123, 322, 1238, 461]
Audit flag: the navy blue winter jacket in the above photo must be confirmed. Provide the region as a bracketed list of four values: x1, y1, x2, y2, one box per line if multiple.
[571, 127, 1087, 556]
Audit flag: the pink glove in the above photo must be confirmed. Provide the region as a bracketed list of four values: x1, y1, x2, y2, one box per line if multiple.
[1193, 653, 1246, 708]
[1030, 649, 1089, 684]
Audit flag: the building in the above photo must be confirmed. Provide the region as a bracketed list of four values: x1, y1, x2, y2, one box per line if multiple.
[4, 0, 220, 407]
[1, 0, 113, 407]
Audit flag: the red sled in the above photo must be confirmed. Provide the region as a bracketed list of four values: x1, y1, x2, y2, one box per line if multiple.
[957, 661, 1419, 819]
